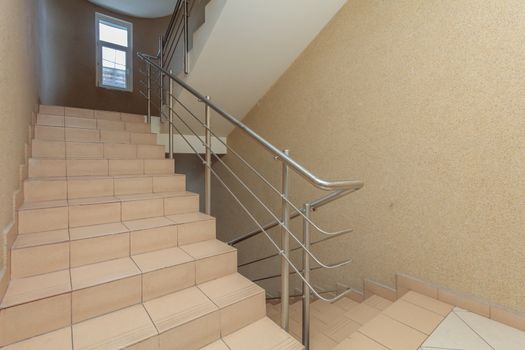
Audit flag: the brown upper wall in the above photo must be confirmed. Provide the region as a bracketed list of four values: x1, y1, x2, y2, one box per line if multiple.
[39, 0, 169, 114]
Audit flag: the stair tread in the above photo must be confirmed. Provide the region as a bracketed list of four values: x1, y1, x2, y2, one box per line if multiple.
[200, 339, 230, 350]
[123, 216, 174, 231]
[0, 327, 72, 350]
[143, 286, 218, 333]
[70, 257, 140, 290]
[19, 191, 197, 211]
[1, 270, 71, 308]
[223, 317, 303, 350]
[13, 229, 69, 249]
[25, 173, 184, 183]
[72, 304, 157, 350]
[132, 247, 193, 273]
[167, 212, 214, 225]
[180, 239, 235, 260]
[198, 273, 264, 308]
[69, 223, 129, 241]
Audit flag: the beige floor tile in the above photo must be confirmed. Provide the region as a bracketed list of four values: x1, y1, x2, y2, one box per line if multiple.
[114, 176, 153, 195]
[24, 179, 67, 202]
[31, 139, 66, 158]
[180, 239, 235, 260]
[0, 327, 72, 350]
[164, 195, 199, 215]
[37, 114, 65, 127]
[65, 116, 97, 129]
[100, 130, 130, 143]
[72, 305, 157, 350]
[122, 198, 164, 220]
[65, 107, 93, 118]
[65, 128, 100, 142]
[199, 339, 230, 350]
[70, 232, 129, 267]
[67, 195, 119, 205]
[127, 335, 159, 350]
[65, 142, 103, 159]
[35, 125, 65, 141]
[72, 275, 141, 323]
[401, 291, 453, 316]
[438, 288, 490, 317]
[130, 225, 179, 255]
[1, 270, 71, 307]
[166, 212, 213, 224]
[18, 206, 68, 233]
[71, 257, 140, 290]
[359, 314, 426, 350]
[13, 229, 69, 249]
[364, 295, 393, 311]
[126, 122, 150, 133]
[153, 175, 186, 192]
[69, 222, 128, 240]
[11, 242, 69, 278]
[158, 311, 220, 350]
[67, 177, 114, 199]
[121, 113, 145, 123]
[40, 105, 65, 116]
[29, 159, 66, 178]
[0, 293, 71, 347]
[104, 143, 137, 159]
[137, 145, 164, 159]
[144, 159, 174, 175]
[176, 218, 216, 245]
[180, 241, 237, 283]
[66, 159, 108, 177]
[333, 332, 388, 350]
[382, 299, 443, 335]
[132, 247, 194, 273]
[344, 302, 381, 325]
[223, 317, 303, 350]
[97, 119, 125, 131]
[109, 159, 144, 175]
[19, 199, 68, 210]
[69, 202, 121, 227]
[124, 216, 173, 231]
[144, 286, 218, 333]
[131, 133, 157, 145]
[332, 297, 360, 312]
[325, 316, 361, 342]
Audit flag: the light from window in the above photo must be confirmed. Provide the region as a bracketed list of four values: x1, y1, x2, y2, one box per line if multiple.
[96, 13, 133, 91]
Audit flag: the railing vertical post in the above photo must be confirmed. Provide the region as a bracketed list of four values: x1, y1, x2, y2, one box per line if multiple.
[183, 0, 189, 74]
[204, 96, 211, 215]
[302, 203, 311, 349]
[168, 70, 174, 160]
[280, 149, 290, 331]
[159, 36, 164, 108]
[147, 63, 151, 124]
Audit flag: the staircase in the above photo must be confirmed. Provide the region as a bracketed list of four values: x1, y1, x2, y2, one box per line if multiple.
[0, 105, 302, 349]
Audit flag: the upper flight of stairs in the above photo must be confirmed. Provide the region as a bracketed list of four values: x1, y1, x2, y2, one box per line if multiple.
[0, 105, 302, 350]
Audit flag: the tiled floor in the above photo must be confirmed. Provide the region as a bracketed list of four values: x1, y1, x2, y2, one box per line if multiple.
[270, 292, 525, 350]
[420, 307, 525, 350]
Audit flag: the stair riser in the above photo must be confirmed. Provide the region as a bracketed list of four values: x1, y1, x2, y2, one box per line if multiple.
[159, 311, 221, 350]
[34, 126, 157, 144]
[24, 176, 185, 202]
[195, 250, 237, 284]
[18, 196, 199, 234]
[39, 105, 145, 124]
[37, 115, 150, 133]
[219, 292, 266, 336]
[28, 159, 174, 178]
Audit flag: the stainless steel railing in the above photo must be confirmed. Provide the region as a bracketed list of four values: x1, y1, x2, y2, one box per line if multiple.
[137, 6, 364, 348]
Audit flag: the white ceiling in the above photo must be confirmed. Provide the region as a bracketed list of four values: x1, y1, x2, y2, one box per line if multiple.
[87, 0, 177, 18]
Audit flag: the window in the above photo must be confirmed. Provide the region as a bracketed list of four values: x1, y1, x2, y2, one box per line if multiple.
[96, 13, 133, 91]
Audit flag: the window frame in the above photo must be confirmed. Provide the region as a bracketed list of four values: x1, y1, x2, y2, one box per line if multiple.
[95, 12, 133, 92]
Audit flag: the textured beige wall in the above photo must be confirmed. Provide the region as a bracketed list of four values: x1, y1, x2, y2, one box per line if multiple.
[211, 0, 525, 309]
[0, 0, 40, 270]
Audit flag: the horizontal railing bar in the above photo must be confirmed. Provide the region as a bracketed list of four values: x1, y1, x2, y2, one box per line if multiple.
[238, 232, 347, 268]
[266, 289, 338, 301]
[253, 265, 324, 283]
[167, 92, 353, 240]
[137, 53, 363, 192]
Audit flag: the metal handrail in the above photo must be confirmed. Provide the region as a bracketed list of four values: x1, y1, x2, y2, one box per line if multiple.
[139, 91, 354, 303]
[137, 53, 364, 193]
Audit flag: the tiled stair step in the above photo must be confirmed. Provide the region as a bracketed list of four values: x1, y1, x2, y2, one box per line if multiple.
[32, 139, 165, 160]
[34, 125, 157, 144]
[17, 192, 200, 234]
[39, 105, 146, 124]
[24, 174, 185, 202]
[28, 158, 174, 178]
[37, 114, 151, 133]
[0, 272, 266, 349]
[13, 213, 216, 278]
